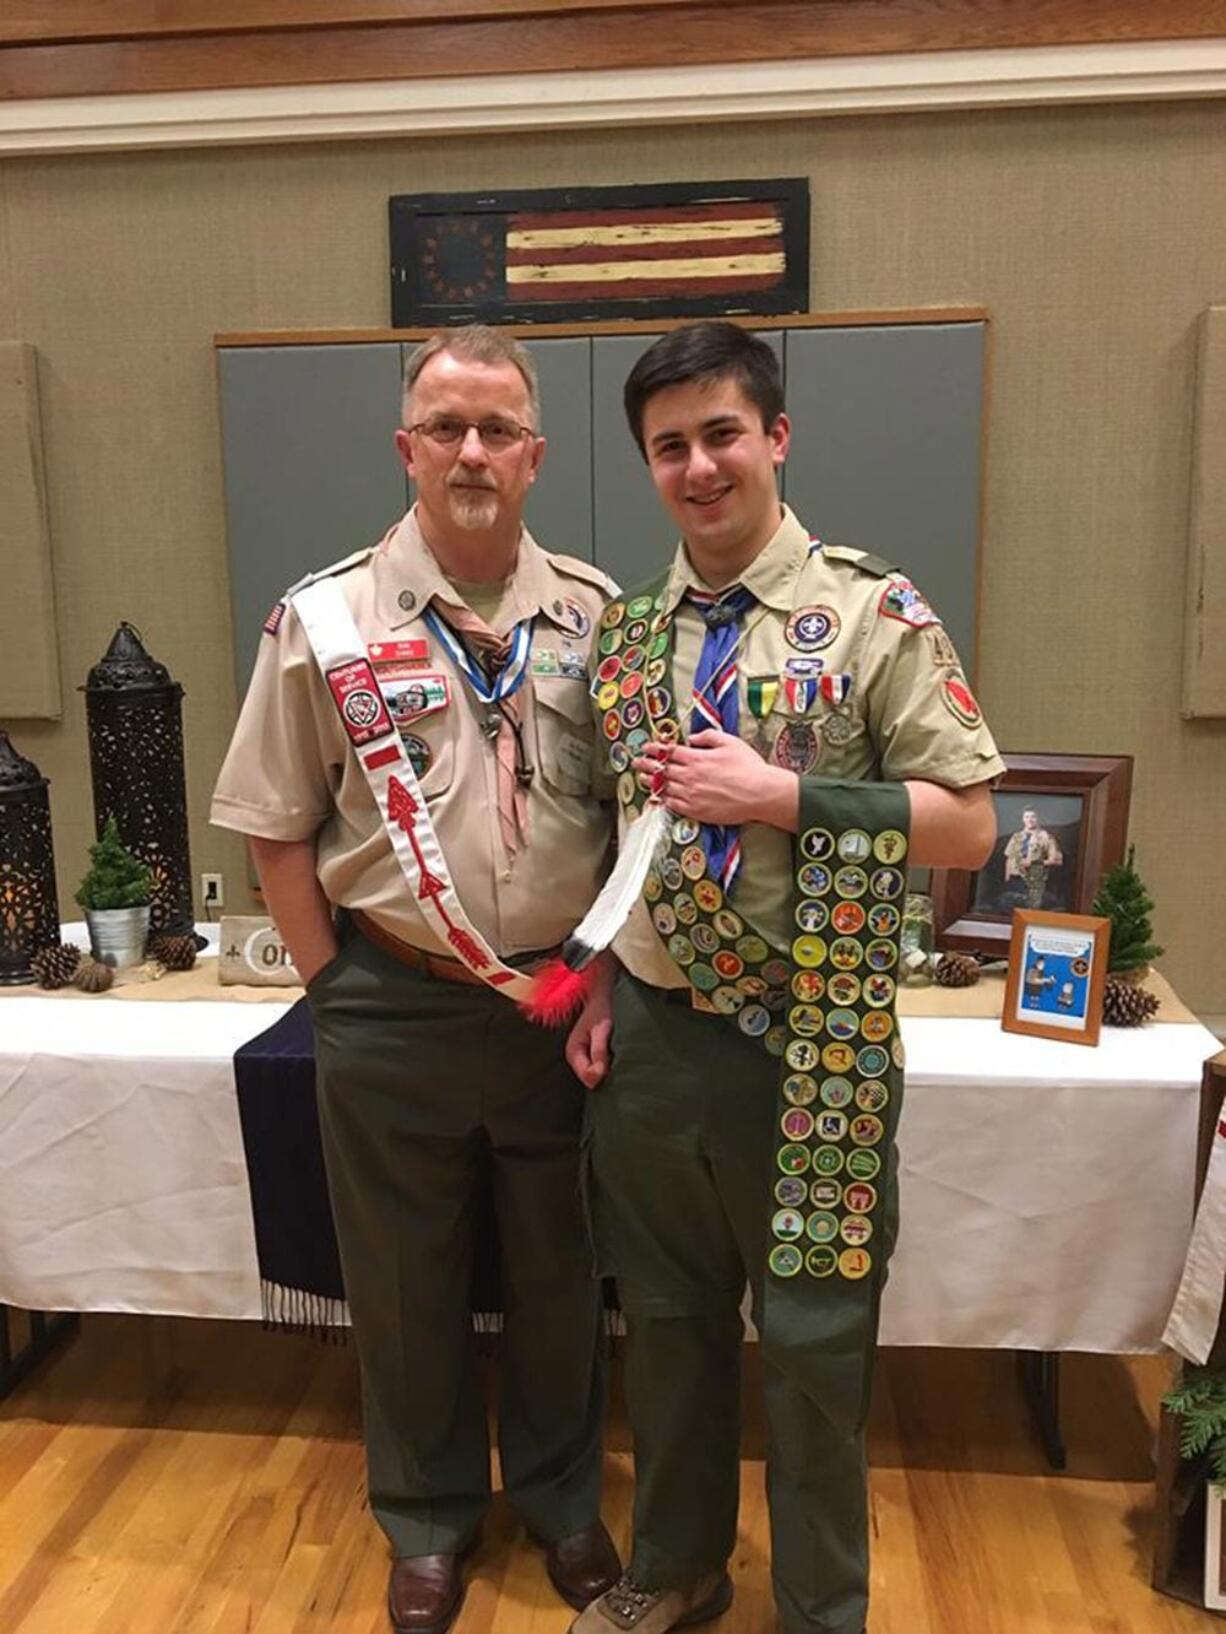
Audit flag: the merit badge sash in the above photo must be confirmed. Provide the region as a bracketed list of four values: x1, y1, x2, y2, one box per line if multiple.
[595, 572, 910, 1291]
[292, 578, 534, 1003]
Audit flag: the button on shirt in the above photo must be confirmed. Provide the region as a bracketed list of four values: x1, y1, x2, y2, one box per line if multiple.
[211, 509, 615, 958]
[612, 506, 1006, 988]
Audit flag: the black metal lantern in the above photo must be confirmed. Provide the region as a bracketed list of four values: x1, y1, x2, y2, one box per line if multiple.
[82, 624, 195, 941]
[0, 731, 61, 986]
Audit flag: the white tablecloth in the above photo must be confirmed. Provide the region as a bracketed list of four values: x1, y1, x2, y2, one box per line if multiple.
[0, 995, 1217, 1352]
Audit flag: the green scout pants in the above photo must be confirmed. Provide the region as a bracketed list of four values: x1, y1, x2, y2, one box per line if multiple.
[307, 928, 605, 1558]
[587, 971, 896, 1634]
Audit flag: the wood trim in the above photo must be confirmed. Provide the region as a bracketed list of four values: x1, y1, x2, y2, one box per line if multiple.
[214, 310, 991, 348]
[5, 41, 1226, 157]
[3, 2, 1226, 99]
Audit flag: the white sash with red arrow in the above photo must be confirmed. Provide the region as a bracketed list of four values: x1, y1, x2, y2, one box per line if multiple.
[291, 577, 534, 1002]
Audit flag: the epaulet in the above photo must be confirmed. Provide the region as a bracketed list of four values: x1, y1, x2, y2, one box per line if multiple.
[547, 552, 620, 598]
[820, 543, 897, 578]
[284, 543, 377, 600]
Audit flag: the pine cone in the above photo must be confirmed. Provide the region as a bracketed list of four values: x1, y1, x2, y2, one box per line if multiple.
[31, 942, 82, 989]
[148, 933, 197, 972]
[1103, 974, 1160, 1027]
[935, 952, 981, 988]
[73, 957, 115, 993]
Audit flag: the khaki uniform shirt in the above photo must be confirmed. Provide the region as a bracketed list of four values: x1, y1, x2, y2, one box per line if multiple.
[211, 509, 615, 957]
[614, 506, 1006, 988]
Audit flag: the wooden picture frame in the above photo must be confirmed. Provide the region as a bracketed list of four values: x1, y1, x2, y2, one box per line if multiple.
[931, 753, 1132, 955]
[1002, 910, 1110, 1047]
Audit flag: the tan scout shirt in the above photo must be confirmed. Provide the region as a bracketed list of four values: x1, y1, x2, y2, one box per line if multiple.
[614, 505, 1006, 988]
[211, 509, 616, 957]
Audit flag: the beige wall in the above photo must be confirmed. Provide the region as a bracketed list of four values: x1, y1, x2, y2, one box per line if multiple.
[1, 99, 1223, 1009]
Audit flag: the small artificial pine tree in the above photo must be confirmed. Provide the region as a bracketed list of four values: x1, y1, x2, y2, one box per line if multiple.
[74, 814, 153, 911]
[1091, 844, 1164, 976]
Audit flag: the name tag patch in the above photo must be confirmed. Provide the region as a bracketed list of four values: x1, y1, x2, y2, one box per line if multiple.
[369, 639, 429, 669]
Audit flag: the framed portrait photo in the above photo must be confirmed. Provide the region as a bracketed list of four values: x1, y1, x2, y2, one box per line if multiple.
[931, 754, 1132, 955]
[1002, 910, 1110, 1047]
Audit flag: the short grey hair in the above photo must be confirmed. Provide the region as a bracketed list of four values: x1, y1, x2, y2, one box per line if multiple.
[402, 325, 540, 429]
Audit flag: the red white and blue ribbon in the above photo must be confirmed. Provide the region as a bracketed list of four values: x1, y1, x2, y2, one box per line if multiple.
[687, 583, 756, 892]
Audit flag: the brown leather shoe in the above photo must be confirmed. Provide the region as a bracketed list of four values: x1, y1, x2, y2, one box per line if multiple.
[543, 1520, 623, 1610]
[387, 1552, 466, 1634]
[568, 1569, 733, 1632]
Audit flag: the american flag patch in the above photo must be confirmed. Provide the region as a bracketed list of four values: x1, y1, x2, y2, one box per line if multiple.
[263, 600, 286, 637]
[391, 180, 808, 325]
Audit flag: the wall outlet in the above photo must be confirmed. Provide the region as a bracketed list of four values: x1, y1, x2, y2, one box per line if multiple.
[201, 873, 225, 909]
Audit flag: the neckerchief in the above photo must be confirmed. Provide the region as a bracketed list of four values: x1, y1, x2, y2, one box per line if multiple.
[686, 583, 756, 892]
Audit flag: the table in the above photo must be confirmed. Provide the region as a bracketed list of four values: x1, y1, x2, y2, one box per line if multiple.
[1, 989, 1216, 1354]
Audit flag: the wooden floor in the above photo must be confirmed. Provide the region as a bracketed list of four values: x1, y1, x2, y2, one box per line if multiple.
[0, 1314, 1220, 1634]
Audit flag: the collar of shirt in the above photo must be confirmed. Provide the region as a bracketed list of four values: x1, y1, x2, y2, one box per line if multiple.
[659, 504, 815, 620]
[373, 507, 581, 638]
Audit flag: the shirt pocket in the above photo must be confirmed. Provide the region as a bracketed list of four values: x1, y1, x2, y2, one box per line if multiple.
[396, 712, 456, 797]
[532, 675, 597, 797]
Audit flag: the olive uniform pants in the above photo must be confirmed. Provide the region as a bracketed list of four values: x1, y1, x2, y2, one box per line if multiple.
[587, 971, 895, 1634]
[308, 929, 605, 1558]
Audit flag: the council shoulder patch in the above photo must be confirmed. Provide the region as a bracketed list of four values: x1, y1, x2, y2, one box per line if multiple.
[879, 577, 942, 629]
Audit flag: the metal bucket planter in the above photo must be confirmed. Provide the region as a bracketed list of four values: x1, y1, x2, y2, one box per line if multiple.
[85, 905, 150, 969]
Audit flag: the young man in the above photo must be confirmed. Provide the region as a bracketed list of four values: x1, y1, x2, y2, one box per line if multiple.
[212, 326, 620, 1634]
[567, 322, 1002, 1634]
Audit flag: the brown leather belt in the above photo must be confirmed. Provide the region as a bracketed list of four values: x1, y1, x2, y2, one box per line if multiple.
[350, 909, 555, 987]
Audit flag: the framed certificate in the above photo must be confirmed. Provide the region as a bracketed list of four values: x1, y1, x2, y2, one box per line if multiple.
[1001, 909, 1110, 1047]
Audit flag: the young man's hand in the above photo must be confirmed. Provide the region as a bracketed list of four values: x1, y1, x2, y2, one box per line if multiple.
[634, 731, 799, 831]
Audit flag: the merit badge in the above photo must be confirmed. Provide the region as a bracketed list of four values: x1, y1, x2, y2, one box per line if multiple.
[597, 680, 620, 712]
[620, 670, 644, 700]
[821, 1041, 856, 1075]
[834, 866, 868, 899]
[800, 827, 835, 862]
[769, 1244, 803, 1278]
[621, 699, 645, 731]
[772, 1208, 805, 1242]
[776, 1175, 809, 1207]
[325, 659, 393, 747]
[690, 963, 718, 992]
[597, 654, 623, 683]
[837, 829, 872, 863]
[810, 1178, 843, 1210]
[691, 924, 718, 957]
[603, 709, 622, 741]
[942, 673, 983, 727]
[841, 1215, 873, 1247]
[781, 1107, 815, 1142]
[817, 1110, 848, 1143]
[667, 934, 696, 967]
[608, 741, 631, 774]
[737, 934, 770, 964]
[844, 1182, 878, 1215]
[860, 1011, 893, 1043]
[806, 1213, 839, 1245]
[598, 628, 623, 657]
[784, 1073, 818, 1107]
[402, 734, 432, 778]
[846, 1148, 881, 1182]
[601, 602, 626, 629]
[643, 870, 663, 902]
[712, 986, 745, 1015]
[652, 903, 677, 937]
[646, 655, 668, 686]
[777, 1144, 811, 1176]
[785, 1039, 820, 1072]
[674, 895, 698, 928]
[827, 972, 860, 1007]
[786, 605, 841, 653]
[789, 1004, 824, 1038]
[774, 722, 819, 774]
[792, 935, 827, 969]
[874, 829, 908, 864]
[806, 1245, 838, 1278]
[765, 1026, 788, 1058]
[713, 950, 744, 980]
[855, 1081, 889, 1113]
[831, 901, 866, 936]
[838, 1248, 873, 1280]
[870, 866, 906, 901]
[627, 594, 654, 620]
[739, 1004, 771, 1038]
[855, 1047, 890, 1079]
[850, 1114, 885, 1147]
[647, 687, 671, 718]
[792, 969, 825, 1004]
[681, 845, 707, 881]
[868, 903, 900, 936]
[797, 862, 831, 897]
[879, 578, 941, 629]
[820, 1076, 854, 1109]
[864, 939, 898, 972]
[892, 1035, 906, 1069]
[673, 815, 700, 845]
[829, 938, 863, 971]
[624, 617, 650, 645]
[826, 1009, 859, 1042]
[863, 974, 896, 1008]
[622, 645, 646, 673]
[763, 958, 793, 987]
[713, 908, 744, 940]
[693, 879, 723, 913]
[384, 673, 451, 730]
[795, 902, 829, 936]
[813, 1145, 845, 1177]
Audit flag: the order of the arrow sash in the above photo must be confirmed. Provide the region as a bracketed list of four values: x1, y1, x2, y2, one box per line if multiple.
[595, 571, 910, 1288]
[292, 578, 534, 1002]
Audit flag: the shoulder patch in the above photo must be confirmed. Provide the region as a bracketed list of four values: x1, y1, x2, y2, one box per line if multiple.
[822, 544, 897, 578]
[284, 543, 377, 601]
[879, 576, 942, 630]
[547, 552, 620, 599]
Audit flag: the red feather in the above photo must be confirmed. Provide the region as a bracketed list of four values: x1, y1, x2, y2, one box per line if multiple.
[521, 958, 595, 1027]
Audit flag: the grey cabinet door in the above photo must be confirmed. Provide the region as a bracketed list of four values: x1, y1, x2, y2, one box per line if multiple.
[783, 323, 985, 669]
[219, 343, 406, 690]
[591, 330, 784, 592]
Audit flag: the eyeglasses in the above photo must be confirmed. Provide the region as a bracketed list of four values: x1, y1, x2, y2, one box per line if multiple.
[406, 414, 534, 452]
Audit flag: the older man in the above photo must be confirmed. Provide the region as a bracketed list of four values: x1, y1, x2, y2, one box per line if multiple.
[212, 326, 620, 1634]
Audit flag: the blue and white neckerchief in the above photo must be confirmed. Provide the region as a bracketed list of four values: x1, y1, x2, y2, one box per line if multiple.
[422, 605, 534, 705]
